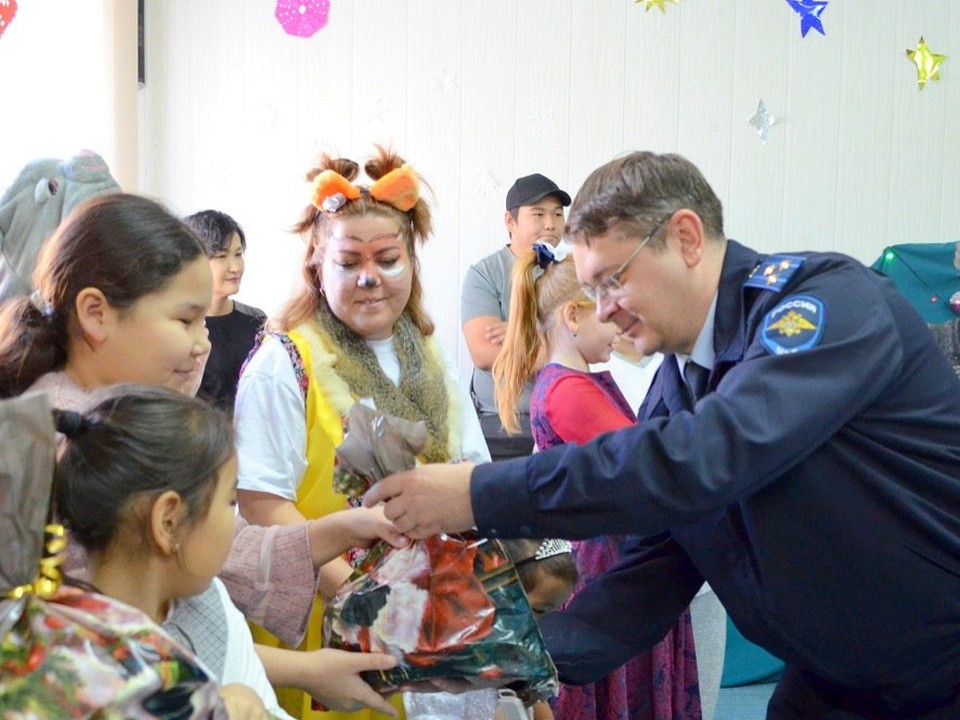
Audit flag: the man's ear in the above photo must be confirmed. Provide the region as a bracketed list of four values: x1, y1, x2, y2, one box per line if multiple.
[672, 209, 706, 267]
[149, 490, 186, 556]
[504, 210, 517, 235]
[73, 287, 116, 344]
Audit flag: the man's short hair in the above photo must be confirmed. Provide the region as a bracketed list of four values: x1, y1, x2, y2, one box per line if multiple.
[567, 152, 724, 244]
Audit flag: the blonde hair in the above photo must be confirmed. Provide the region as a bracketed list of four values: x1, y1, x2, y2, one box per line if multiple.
[493, 252, 591, 433]
[272, 145, 435, 336]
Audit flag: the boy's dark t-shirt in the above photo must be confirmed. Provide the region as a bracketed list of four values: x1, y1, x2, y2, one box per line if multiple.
[199, 300, 267, 412]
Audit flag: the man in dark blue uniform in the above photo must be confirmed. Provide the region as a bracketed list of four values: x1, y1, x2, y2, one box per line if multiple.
[366, 152, 960, 719]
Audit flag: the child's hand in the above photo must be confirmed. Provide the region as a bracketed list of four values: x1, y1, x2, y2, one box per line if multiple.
[219, 683, 272, 720]
[296, 648, 400, 717]
[307, 506, 409, 568]
[339, 505, 410, 549]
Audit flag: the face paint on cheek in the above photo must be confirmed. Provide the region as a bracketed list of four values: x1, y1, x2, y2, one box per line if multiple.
[331, 265, 360, 281]
[380, 262, 407, 279]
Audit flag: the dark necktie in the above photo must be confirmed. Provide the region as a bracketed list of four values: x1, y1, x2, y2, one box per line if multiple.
[684, 360, 709, 404]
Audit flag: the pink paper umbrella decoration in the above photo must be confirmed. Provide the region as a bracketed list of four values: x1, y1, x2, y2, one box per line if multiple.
[276, 0, 330, 38]
[0, 0, 18, 40]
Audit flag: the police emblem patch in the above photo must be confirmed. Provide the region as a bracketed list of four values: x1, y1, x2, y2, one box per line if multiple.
[760, 295, 825, 355]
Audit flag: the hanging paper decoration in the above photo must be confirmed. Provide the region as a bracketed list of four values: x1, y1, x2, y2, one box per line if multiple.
[0, 0, 18, 39]
[635, 0, 680, 13]
[749, 99, 778, 143]
[275, 0, 330, 38]
[784, 0, 828, 38]
[907, 37, 946, 90]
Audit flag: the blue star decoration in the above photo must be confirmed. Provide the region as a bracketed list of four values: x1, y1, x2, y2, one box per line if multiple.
[785, 0, 828, 38]
[749, 99, 778, 143]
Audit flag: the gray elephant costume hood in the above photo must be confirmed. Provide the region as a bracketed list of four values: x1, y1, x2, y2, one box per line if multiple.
[0, 150, 120, 303]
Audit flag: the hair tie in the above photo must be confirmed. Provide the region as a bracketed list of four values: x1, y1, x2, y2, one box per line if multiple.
[53, 408, 93, 438]
[532, 240, 573, 270]
[311, 164, 420, 215]
[514, 538, 573, 568]
[532, 243, 556, 269]
[29, 289, 54, 319]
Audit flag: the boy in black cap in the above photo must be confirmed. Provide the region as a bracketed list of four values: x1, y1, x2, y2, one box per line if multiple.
[460, 173, 571, 459]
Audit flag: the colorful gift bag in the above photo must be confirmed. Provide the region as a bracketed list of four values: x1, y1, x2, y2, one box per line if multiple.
[1, 587, 226, 719]
[324, 533, 559, 703]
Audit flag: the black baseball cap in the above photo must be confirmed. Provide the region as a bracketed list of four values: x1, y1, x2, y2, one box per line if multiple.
[505, 173, 572, 211]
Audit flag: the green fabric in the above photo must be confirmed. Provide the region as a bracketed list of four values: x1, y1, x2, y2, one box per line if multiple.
[720, 617, 784, 688]
[871, 242, 959, 323]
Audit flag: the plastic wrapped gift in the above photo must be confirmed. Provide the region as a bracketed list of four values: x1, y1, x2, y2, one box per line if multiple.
[0, 392, 226, 719]
[1, 586, 227, 719]
[323, 533, 559, 703]
[332, 401, 427, 498]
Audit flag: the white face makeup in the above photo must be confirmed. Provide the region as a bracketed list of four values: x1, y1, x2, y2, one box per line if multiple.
[320, 217, 414, 340]
[378, 261, 407, 279]
[328, 231, 408, 284]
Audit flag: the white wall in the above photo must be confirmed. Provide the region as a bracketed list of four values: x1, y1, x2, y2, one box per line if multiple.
[0, 1, 110, 183]
[24, 0, 960, 381]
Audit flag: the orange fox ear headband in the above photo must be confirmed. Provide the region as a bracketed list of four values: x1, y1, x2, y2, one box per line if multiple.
[311, 163, 420, 214]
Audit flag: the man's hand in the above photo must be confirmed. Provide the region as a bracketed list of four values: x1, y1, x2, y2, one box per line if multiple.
[483, 319, 508, 347]
[363, 464, 476, 538]
[463, 316, 507, 369]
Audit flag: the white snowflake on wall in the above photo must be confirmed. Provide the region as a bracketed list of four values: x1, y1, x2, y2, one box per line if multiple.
[530, 110, 557, 135]
[309, 138, 338, 158]
[363, 96, 392, 125]
[201, 161, 232, 192]
[432, 69, 460, 93]
[256, 102, 281, 134]
[472, 168, 499, 196]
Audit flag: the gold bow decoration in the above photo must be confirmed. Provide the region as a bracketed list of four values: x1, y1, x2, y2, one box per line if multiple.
[4, 524, 67, 600]
[311, 163, 420, 214]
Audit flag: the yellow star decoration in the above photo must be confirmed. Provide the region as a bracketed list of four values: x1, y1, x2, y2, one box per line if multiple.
[637, 0, 680, 13]
[768, 311, 816, 338]
[907, 36, 946, 90]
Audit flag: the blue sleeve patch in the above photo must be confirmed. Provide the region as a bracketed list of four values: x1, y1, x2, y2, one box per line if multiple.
[760, 295, 825, 355]
[744, 255, 805, 292]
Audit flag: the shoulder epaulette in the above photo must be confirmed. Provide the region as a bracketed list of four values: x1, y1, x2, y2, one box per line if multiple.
[744, 255, 805, 292]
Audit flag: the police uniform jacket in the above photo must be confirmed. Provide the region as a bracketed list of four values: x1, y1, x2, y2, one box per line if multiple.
[471, 240, 960, 716]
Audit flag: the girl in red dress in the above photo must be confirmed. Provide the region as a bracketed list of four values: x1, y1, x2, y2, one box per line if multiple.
[493, 243, 702, 720]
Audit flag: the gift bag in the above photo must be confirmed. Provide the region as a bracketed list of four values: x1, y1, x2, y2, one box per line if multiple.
[328, 402, 559, 701]
[324, 533, 558, 701]
[0, 392, 226, 719]
[1, 587, 227, 719]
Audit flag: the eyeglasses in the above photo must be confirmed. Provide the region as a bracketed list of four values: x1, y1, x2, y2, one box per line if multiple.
[581, 215, 670, 302]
